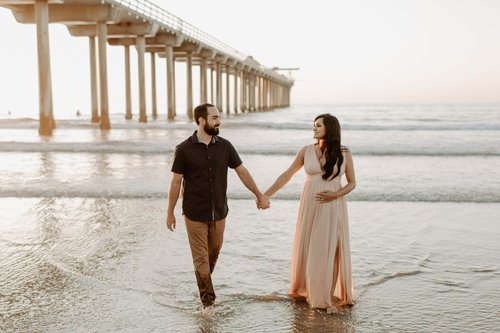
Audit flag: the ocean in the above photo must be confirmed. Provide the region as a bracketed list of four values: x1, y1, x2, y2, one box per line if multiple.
[1, 104, 499, 332]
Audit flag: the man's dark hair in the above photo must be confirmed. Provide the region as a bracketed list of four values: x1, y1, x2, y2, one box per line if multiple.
[194, 103, 215, 125]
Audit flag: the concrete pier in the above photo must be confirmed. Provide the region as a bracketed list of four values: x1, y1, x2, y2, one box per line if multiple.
[186, 51, 193, 119]
[136, 35, 147, 123]
[165, 45, 175, 119]
[34, 0, 53, 136]
[150, 52, 157, 119]
[233, 66, 239, 113]
[200, 57, 207, 103]
[1, 0, 294, 135]
[225, 64, 230, 113]
[216, 61, 222, 111]
[89, 36, 99, 123]
[124, 45, 132, 120]
[97, 21, 110, 130]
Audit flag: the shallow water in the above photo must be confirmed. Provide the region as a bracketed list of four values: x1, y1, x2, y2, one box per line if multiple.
[1, 104, 499, 332]
[1, 199, 498, 332]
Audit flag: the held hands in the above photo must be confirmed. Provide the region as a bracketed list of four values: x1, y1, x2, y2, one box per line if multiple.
[166, 213, 176, 231]
[315, 191, 339, 203]
[256, 194, 271, 210]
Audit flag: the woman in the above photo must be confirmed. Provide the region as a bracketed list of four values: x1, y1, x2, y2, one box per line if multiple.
[264, 114, 356, 313]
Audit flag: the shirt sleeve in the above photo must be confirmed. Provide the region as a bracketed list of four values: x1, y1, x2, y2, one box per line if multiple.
[171, 146, 185, 174]
[228, 142, 243, 169]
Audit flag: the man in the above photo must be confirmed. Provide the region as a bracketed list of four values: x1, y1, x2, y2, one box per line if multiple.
[166, 103, 269, 310]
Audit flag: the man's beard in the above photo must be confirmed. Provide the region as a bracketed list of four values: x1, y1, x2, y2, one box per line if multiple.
[204, 123, 219, 136]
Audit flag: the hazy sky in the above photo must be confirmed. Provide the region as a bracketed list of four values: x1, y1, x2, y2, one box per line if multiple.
[0, 0, 499, 117]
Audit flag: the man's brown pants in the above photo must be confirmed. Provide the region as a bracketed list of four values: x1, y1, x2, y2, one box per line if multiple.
[185, 216, 226, 307]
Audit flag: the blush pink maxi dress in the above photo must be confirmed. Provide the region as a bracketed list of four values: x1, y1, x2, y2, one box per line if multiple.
[289, 144, 355, 310]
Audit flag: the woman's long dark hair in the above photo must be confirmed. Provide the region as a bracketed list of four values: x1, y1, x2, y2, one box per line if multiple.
[315, 114, 343, 180]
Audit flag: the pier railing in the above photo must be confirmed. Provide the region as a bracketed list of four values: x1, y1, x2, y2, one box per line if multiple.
[105, 0, 247, 62]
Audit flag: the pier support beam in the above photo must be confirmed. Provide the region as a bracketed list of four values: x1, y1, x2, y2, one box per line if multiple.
[240, 70, 246, 112]
[273, 82, 280, 108]
[173, 56, 177, 117]
[256, 75, 260, 111]
[216, 61, 222, 111]
[264, 78, 268, 110]
[282, 85, 286, 107]
[276, 82, 279, 108]
[254, 74, 258, 111]
[186, 51, 193, 119]
[89, 36, 99, 123]
[270, 81, 274, 108]
[260, 76, 266, 111]
[124, 45, 132, 119]
[263, 78, 266, 111]
[200, 57, 207, 103]
[136, 35, 147, 123]
[279, 85, 283, 107]
[249, 71, 255, 111]
[269, 81, 273, 109]
[233, 66, 238, 114]
[210, 65, 215, 104]
[257, 75, 262, 111]
[262, 78, 267, 111]
[35, 0, 54, 135]
[165, 45, 175, 119]
[225, 64, 230, 114]
[151, 52, 157, 119]
[265, 78, 269, 110]
[97, 21, 110, 129]
[276, 83, 280, 108]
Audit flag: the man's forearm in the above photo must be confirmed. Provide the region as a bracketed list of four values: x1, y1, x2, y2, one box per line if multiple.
[238, 168, 262, 197]
[167, 181, 182, 214]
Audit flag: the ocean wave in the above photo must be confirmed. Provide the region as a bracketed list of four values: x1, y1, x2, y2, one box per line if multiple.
[0, 141, 172, 154]
[362, 269, 422, 288]
[1, 117, 500, 131]
[0, 118, 195, 130]
[1, 142, 499, 156]
[226, 122, 500, 131]
[1, 189, 499, 203]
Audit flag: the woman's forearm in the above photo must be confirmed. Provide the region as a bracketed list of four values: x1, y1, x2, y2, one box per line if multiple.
[264, 172, 292, 197]
[336, 181, 356, 198]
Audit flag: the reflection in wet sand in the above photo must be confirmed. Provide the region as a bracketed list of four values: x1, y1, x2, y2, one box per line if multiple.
[291, 300, 356, 333]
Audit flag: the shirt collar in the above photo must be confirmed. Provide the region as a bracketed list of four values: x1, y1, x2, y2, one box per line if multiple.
[190, 130, 219, 144]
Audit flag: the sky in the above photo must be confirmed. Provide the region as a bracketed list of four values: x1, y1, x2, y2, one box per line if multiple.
[0, 0, 499, 117]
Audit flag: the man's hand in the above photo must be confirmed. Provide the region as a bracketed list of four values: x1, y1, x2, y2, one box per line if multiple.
[166, 213, 176, 231]
[256, 194, 270, 210]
